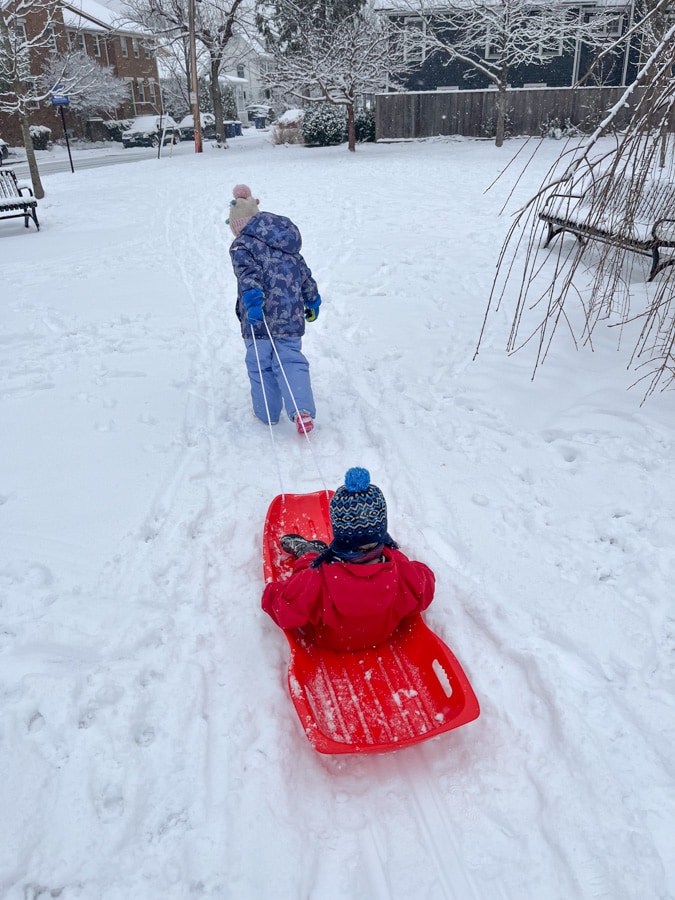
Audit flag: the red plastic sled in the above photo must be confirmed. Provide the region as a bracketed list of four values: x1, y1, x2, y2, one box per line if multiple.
[263, 490, 480, 754]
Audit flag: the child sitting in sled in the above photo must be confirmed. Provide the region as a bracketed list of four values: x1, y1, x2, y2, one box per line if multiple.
[261, 467, 435, 651]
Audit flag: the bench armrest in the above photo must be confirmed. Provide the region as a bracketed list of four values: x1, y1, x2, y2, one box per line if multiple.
[17, 183, 34, 197]
[541, 191, 585, 209]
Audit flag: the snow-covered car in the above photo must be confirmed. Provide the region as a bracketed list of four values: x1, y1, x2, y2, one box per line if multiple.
[121, 116, 180, 148]
[178, 113, 217, 140]
[0, 137, 8, 164]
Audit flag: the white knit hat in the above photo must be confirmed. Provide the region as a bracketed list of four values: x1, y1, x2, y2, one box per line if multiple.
[227, 184, 260, 236]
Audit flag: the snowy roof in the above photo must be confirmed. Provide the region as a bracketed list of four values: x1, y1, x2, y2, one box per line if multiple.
[60, 0, 146, 35]
[375, 0, 626, 10]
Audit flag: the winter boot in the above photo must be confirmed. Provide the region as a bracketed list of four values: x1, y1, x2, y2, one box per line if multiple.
[295, 412, 314, 435]
[279, 534, 328, 558]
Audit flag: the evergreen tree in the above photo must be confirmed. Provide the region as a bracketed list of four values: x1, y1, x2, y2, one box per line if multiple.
[256, 0, 366, 54]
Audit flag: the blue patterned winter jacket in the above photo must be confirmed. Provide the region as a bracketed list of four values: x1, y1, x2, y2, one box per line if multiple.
[229, 211, 319, 339]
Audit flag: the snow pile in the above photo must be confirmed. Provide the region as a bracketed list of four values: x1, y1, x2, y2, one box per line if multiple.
[0, 133, 674, 900]
[277, 108, 304, 126]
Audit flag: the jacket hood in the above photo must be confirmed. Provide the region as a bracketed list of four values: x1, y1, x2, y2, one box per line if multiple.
[239, 211, 302, 254]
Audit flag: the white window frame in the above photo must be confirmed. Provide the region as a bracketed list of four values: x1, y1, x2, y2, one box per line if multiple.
[126, 77, 136, 114]
[485, 32, 501, 60]
[403, 17, 427, 64]
[93, 34, 102, 57]
[46, 25, 57, 51]
[120, 35, 128, 58]
[132, 37, 140, 59]
[25, 77, 40, 109]
[148, 80, 157, 104]
[595, 13, 624, 37]
[137, 78, 146, 102]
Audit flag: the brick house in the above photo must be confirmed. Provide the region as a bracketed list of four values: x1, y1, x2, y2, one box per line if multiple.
[0, 0, 163, 144]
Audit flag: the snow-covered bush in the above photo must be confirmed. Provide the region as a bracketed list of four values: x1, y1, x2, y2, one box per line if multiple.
[30, 125, 52, 150]
[355, 108, 375, 143]
[539, 115, 580, 140]
[302, 104, 346, 147]
[103, 119, 132, 142]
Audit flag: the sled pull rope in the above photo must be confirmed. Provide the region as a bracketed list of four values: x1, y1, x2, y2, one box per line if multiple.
[251, 326, 285, 497]
[263, 320, 328, 495]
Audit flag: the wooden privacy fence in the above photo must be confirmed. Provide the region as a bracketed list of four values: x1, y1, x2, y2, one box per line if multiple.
[375, 86, 658, 141]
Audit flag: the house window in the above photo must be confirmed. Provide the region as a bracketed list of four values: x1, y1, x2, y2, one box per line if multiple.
[132, 38, 140, 59]
[137, 79, 146, 102]
[537, 37, 564, 59]
[14, 22, 27, 43]
[46, 25, 57, 51]
[67, 30, 75, 50]
[403, 18, 426, 64]
[148, 80, 157, 104]
[120, 36, 128, 58]
[77, 32, 86, 53]
[126, 78, 136, 114]
[594, 14, 623, 37]
[530, 12, 565, 59]
[93, 34, 102, 57]
[25, 78, 40, 109]
[485, 28, 502, 59]
[144, 42, 152, 58]
[237, 63, 245, 79]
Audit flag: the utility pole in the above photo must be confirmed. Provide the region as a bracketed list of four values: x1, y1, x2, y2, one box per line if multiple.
[188, 0, 202, 152]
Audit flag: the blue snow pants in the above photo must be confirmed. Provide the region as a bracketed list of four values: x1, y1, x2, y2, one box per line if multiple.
[244, 336, 316, 424]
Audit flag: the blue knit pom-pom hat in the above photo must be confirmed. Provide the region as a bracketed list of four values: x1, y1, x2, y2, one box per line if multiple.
[329, 467, 388, 552]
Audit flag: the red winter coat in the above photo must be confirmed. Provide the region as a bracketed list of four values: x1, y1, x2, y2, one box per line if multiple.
[261, 547, 435, 651]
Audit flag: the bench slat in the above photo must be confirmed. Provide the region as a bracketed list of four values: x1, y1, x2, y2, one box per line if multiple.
[0, 169, 39, 231]
[539, 173, 675, 281]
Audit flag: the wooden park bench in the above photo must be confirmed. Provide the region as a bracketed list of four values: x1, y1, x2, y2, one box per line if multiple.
[539, 173, 675, 281]
[0, 168, 39, 231]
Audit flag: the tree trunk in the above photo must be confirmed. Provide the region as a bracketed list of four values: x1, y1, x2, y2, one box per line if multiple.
[19, 112, 45, 200]
[495, 83, 507, 148]
[210, 60, 225, 146]
[347, 102, 355, 152]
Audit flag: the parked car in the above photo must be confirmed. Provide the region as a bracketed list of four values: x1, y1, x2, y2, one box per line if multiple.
[0, 137, 9, 164]
[178, 112, 217, 140]
[121, 115, 180, 148]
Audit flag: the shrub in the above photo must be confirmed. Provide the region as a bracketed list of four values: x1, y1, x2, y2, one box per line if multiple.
[271, 109, 304, 145]
[355, 108, 376, 143]
[29, 125, 52, 150]
[271, 124, 304, 145]
[103, 119, 132, 142]
[540, 115, 580, 140]
[302, 104, 346, 147]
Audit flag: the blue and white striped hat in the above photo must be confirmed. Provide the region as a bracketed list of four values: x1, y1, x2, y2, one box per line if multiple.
[330, 467, 387, 551]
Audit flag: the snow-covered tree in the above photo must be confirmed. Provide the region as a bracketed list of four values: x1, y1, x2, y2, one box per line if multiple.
[39, 51, 128, 118]
[0, 0, 62, 197]
[404, 0, 628, 146]
[264, 3, 415, 151]
[123, 0, 248, 144]
[478, 2, 675, 399]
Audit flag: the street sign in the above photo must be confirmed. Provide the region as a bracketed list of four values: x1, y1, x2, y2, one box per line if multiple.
[51, 95, 69, 106]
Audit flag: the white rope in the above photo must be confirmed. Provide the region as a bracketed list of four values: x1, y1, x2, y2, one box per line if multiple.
[263, 319, 329, 495]
[251, 325, 285, 498]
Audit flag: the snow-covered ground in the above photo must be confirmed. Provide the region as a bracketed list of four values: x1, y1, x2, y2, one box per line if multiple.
[1, 128, 674, 900]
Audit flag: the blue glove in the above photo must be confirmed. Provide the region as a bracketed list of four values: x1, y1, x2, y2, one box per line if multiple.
[243, 288, 264, 324]
[304, 294, 321, 323]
